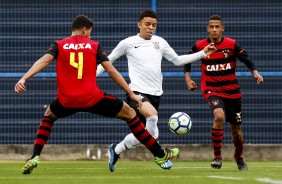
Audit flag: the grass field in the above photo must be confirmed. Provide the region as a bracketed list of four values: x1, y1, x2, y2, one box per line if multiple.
[0, 160, 282, 184]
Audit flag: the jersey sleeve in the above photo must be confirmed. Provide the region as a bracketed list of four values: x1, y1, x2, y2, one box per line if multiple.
[235, 41, 257, 71]
[162, 38, 179, 61]
[108, 39, 127, 62]
[96, 44, 109, 65]
[184, 44, 198, 73]
[46, 42, 58, 58]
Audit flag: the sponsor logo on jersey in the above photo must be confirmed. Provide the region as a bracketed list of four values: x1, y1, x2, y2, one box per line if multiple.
[63, 43, 92, 50]
[206, 63, 231, 71]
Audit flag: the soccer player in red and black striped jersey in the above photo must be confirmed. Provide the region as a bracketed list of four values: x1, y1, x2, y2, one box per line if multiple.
[15, 15, 179, 174]
[184, 15, 263, 171]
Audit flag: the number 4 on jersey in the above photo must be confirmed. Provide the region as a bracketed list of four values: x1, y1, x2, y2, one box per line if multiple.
[70, 52, 83, 79]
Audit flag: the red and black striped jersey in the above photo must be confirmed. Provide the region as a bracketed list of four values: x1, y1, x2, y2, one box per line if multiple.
[184, 37, 257, 99]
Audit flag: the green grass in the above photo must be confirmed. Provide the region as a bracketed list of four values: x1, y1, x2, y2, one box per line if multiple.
[0, 160, 282, 184]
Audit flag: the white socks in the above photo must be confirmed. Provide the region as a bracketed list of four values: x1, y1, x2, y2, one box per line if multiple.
[115, 115, 158, 155]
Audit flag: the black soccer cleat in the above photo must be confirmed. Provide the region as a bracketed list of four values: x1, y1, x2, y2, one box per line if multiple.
[211, 158, 222, 169]
[235, 158, 248, 171]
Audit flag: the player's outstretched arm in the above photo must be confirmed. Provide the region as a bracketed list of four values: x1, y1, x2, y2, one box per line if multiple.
[14, 54, 54, 94]
[252, 70, 263, 84]
[170, 43, 216, 66]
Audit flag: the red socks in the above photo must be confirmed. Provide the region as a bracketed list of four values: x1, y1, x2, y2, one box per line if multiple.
[212, 128, 223, 159]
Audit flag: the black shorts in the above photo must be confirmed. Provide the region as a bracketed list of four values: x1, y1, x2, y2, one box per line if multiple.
[206, 96, 242, 125]
[126, 91, 161, 124]
[50, 93, 124, 119]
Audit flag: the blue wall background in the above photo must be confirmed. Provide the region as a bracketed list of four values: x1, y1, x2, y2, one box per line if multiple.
[0, 0, 281, 144]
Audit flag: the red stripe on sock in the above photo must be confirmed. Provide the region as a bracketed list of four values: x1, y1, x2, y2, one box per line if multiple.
[40, 122, 53, 129]
[37, 129, 51, 137]
[34, 138, 46, 145]
[127, 117, 139, 126]
[127, 117, 156, 148]
[212, 129, 223, 159]
[131, 125, 144, 134]
[146, 137, 157, 147]
[33, 116, 54, 146]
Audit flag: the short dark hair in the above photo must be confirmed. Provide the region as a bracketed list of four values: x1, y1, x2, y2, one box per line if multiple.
[138, 9, 158, 21]
[71, 15, 93, 31]
[209, 15, 223, 23]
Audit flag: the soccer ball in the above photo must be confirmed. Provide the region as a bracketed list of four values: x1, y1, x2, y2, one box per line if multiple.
[168, 112, 192, 135]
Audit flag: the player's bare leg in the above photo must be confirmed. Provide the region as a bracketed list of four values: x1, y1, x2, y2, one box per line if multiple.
[231, 124, 248, 171]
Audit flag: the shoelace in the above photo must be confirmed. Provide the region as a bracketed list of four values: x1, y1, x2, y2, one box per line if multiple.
[164, 149, 175, 160]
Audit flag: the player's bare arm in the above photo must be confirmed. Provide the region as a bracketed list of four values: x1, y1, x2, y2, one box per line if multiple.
[101, 61, 142, 109]
[185, 72, 197, 91]
[252, 70, 263, 84]
[14, 54, 54, 94]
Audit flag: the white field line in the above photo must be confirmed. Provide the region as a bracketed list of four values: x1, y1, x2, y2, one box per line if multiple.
[207, 175, 242, 180]
[256, 178, 282, 184]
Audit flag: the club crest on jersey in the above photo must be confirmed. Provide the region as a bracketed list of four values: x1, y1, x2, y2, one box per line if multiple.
[222, 49, 230, 58]
[63, 43, 92, 50]
[206, 63, 231, 71]
[152, 41, 160, 50]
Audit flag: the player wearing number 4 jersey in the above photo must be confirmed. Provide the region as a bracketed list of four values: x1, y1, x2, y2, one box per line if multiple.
[15, 15, 179, 174]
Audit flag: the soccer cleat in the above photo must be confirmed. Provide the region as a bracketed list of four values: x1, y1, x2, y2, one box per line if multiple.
[235, 158, 248, 171]
[160, 160, 173, 170]
[108, 143, 120, 172]
[211, 158, 222, 169]
[21, 156, 40, 174]
[155, 148, 179, 167]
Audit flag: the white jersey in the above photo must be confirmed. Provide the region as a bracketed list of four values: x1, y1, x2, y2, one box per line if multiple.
[108, 34, 178, 96]
[96, 34, 206, 96]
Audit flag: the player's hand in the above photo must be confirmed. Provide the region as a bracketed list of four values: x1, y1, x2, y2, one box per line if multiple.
[14, 79, 26, 94]
[203, 43, 217, 56]
[129, 93, 143, 110]
[253, 70, 263, 84]
[186, 80, 197, 91]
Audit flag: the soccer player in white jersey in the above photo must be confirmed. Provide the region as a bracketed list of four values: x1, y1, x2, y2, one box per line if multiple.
[96, 9, 216, 172]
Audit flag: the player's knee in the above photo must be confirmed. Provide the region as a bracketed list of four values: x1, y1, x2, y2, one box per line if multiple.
[118, 103, 137, 121]
[44, 107, 58, 121]
[213, 109, 224, 123]
[214, 114, 224, 124]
